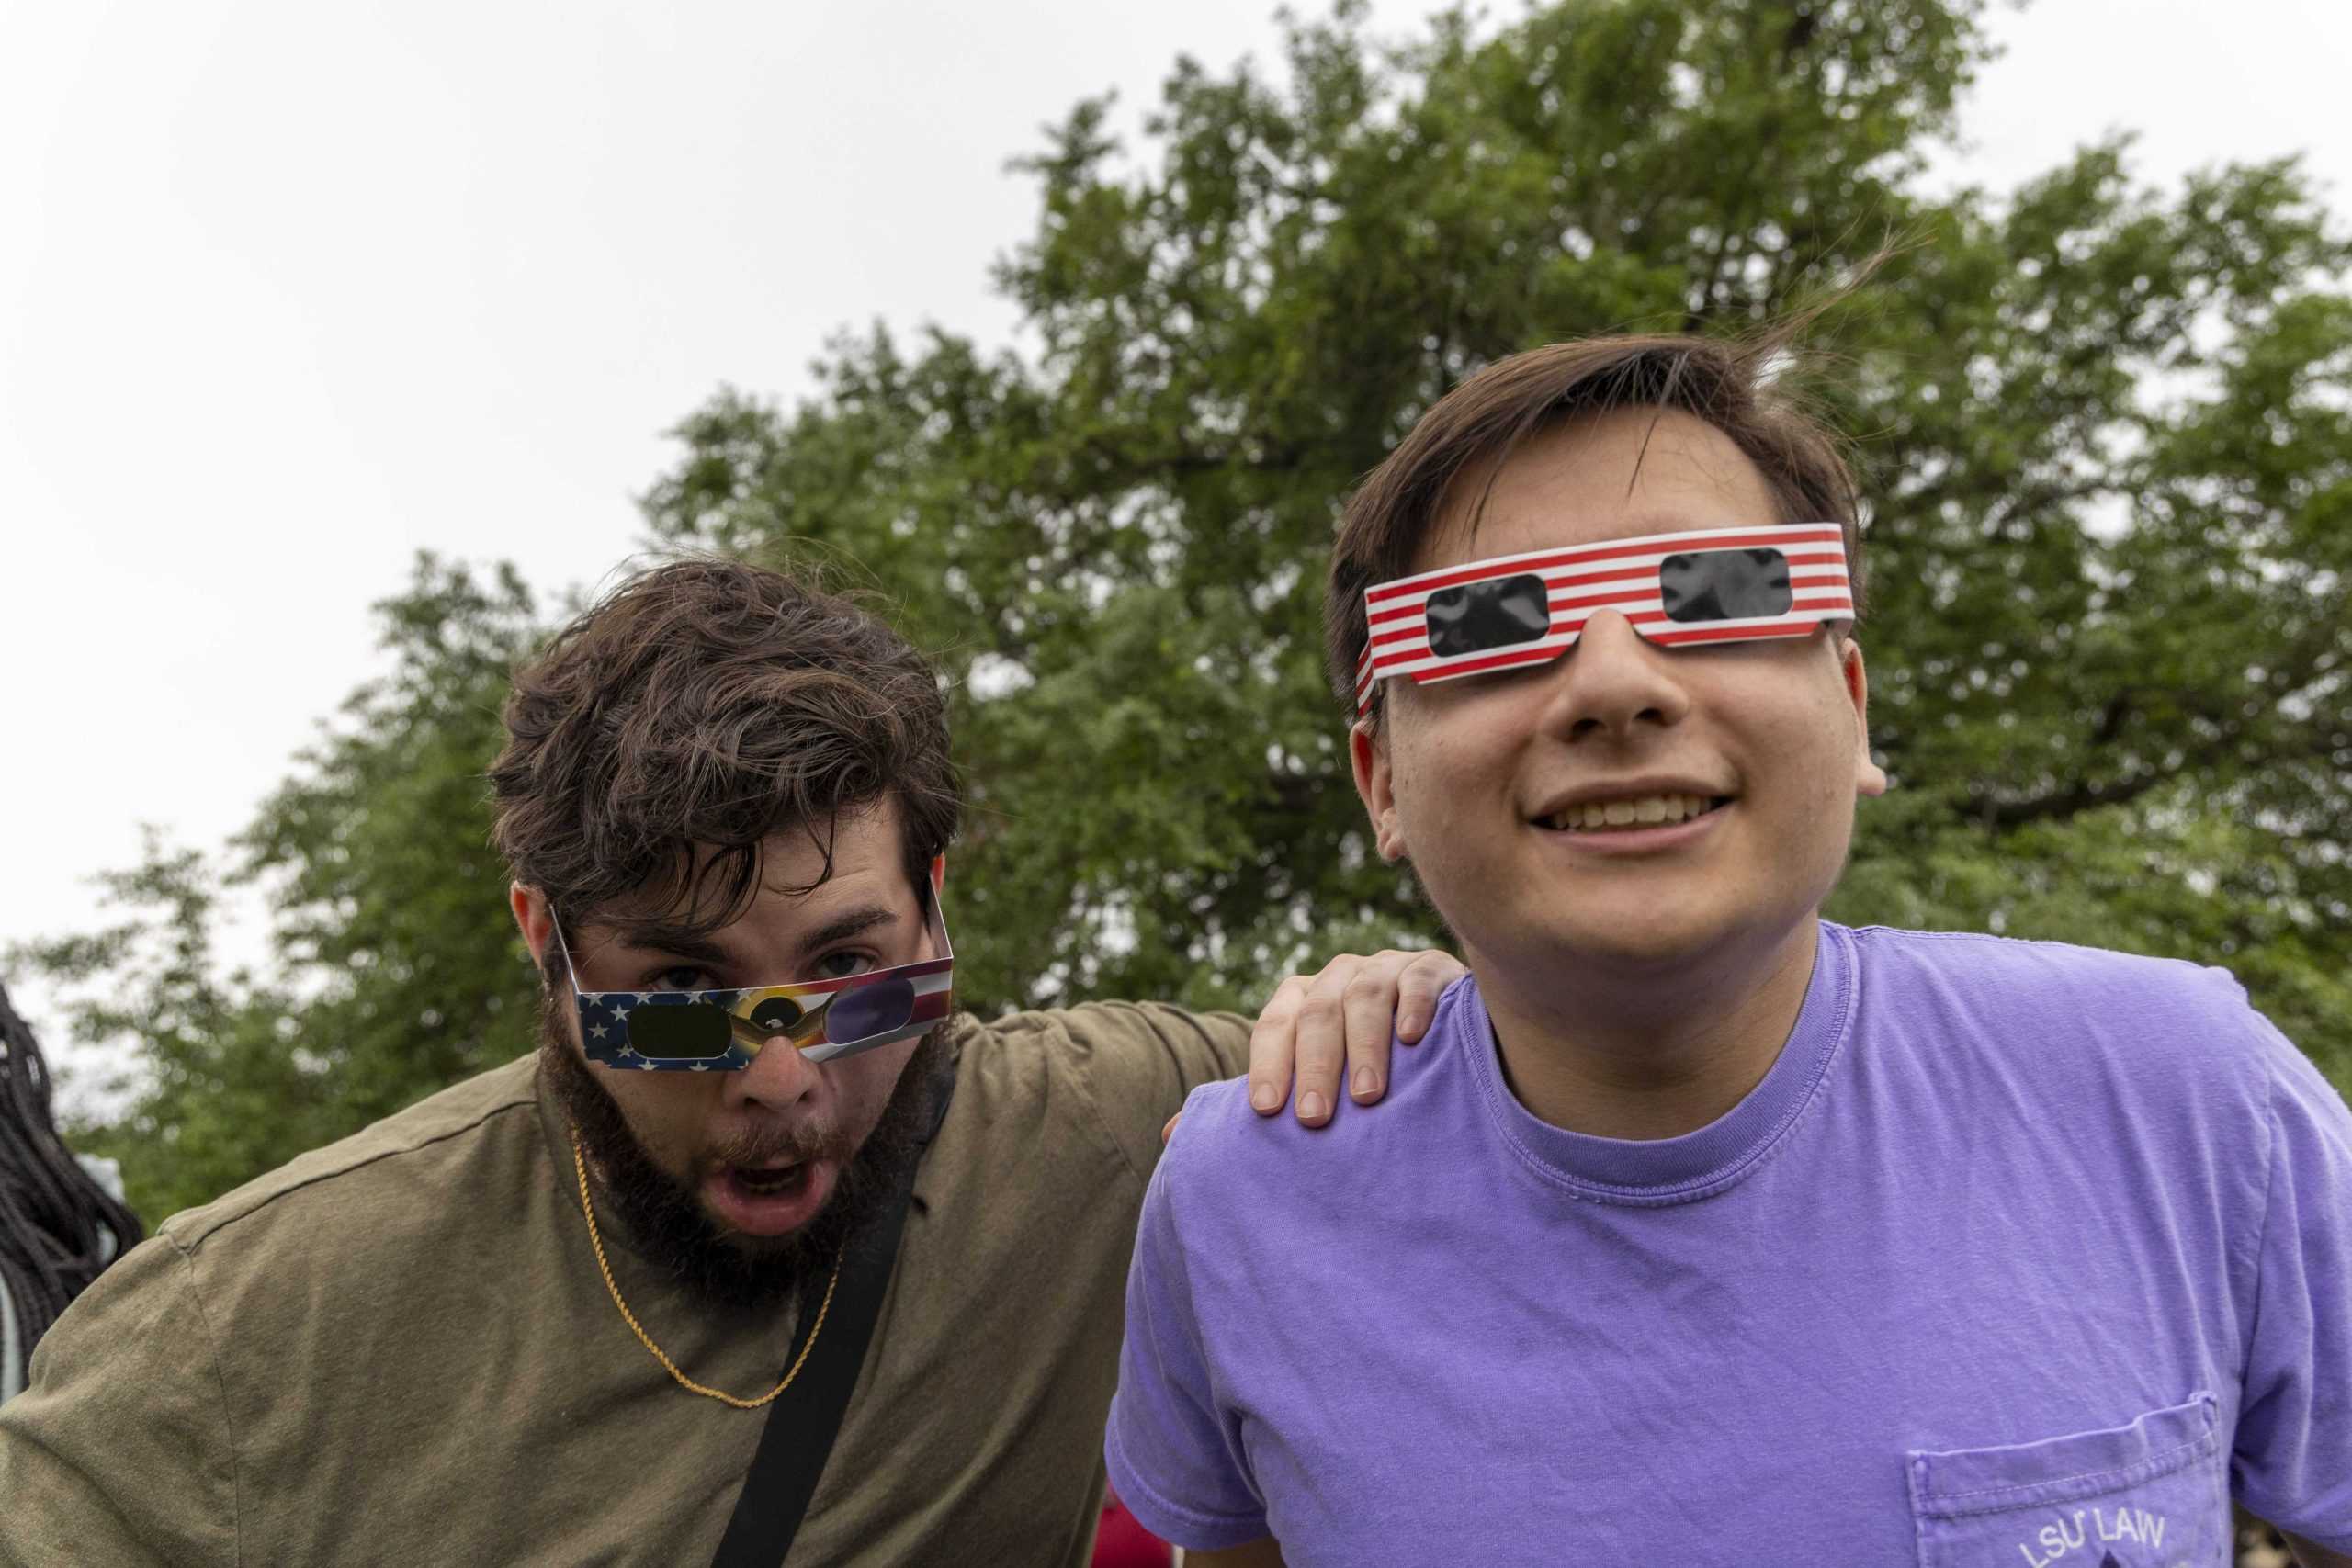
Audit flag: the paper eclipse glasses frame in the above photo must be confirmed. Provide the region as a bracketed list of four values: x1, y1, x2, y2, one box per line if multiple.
[555, 868, 955, 1072]
[1354, 522, 1854, 716]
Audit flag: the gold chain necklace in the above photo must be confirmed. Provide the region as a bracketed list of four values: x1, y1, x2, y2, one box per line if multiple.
[571, 1127, 842, 1409]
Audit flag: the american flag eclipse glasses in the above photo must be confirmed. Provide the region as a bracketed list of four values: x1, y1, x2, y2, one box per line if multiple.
[555, 882, 955, 1072]
[1355, 523, 1854, 716]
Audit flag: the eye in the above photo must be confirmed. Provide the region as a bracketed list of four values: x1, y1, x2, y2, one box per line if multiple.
[809, 950, 876, 981]
[645, 965, 718, 992]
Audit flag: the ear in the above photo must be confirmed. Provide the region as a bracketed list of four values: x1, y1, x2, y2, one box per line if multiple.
[1348, 719, 1410, 863]
[1839, 638, 1889, 799]
[511, 883, 558, 967]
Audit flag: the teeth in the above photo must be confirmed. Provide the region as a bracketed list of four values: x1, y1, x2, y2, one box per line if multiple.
[1542, 794, 1719, 831]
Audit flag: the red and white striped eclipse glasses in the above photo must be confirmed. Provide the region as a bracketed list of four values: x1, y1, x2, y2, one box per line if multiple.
[1354, 523, 1854, 717]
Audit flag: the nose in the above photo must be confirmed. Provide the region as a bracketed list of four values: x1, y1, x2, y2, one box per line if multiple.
[722, 1034, 824, 1115]
[1536, 610, 1691, 741]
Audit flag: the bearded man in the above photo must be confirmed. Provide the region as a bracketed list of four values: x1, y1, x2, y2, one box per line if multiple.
[0, 558, 1458, 1565]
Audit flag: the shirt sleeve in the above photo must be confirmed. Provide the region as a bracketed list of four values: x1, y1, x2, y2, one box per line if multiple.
[1103, 1103, 1272, 1551]
[2230, 1019, 2352, 1548]
[0, 1234, 239, 1567]
[1054, 1001, 1251, 1184]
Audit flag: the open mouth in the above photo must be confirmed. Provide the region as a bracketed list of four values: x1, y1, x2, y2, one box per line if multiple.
[724, 1162, 809, 1199]
[1535, 793, 1731, 833]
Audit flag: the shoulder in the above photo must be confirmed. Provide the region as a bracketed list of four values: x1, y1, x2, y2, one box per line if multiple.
[158, 1055, 544, 1269]
[972, 1001, 1250, 1074]
[949, 1001, 1249, 1147]
[1841, 923, 2285, 1112]
[1849, 922, 2247, 1008]
[1849, 924, 2265, 1042]
[1150, 977, 1476, 1228]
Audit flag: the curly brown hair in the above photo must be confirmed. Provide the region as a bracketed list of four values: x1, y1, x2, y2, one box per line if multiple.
[489, 557, 961, 939]
[1326, 332, 1865, 729]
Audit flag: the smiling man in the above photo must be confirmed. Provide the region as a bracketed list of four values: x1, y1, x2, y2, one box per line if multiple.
[0, 558, 1460, 1566]
[1106, 335, 2352, 1565]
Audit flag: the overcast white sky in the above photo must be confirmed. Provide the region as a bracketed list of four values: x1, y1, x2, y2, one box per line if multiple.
[5, 0, 2349, 1098]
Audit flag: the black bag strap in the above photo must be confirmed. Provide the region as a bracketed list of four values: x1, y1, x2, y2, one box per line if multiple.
[710, 1055, 959, 1568]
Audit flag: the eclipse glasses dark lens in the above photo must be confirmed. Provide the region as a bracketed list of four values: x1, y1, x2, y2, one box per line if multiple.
[823, 976, 917, 1045]
[625, 1002, 734, 1060]
[1659, 547, 1792, 623]
[1425, 573, 1550, 657]
[1420, 548, 1795, 657]
[622, 976, 922, 1061]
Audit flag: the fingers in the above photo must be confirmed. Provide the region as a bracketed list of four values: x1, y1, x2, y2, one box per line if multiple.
[1161, 1111, 1181, 1145]
[1287, 974, 1349, 1126]
[1340, 965, 1396, 1108]
[1394, 950, 1467, 1043]
[1245, 976, 1307, 1117]
[1247, 947, 1466, 1128]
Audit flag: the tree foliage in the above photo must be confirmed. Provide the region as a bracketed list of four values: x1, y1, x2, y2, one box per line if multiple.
[15, 560, 545, 1222]
[645, 2, 2352, 1057]
[12, 0, 2347, 1223]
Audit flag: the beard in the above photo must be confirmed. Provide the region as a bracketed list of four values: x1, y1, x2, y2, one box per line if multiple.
[537, 985, 945, 1314]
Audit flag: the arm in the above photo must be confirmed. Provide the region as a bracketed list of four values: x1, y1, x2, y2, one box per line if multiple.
[0, 1235, 236, 1566]
[1103, 1116, 1277, 1554]
[2230, 1018, 2352, 1551]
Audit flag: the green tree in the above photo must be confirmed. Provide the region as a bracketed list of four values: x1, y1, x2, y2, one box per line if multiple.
[13, 0, 2348, 1226]
[644, 2, 2352, 1067]
[15, 558, 545, 1222]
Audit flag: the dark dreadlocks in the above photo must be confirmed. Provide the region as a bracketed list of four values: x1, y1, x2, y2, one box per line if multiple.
[1, 979, 143, 1391]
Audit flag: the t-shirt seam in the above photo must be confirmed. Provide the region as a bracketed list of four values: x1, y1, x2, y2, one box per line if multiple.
[2238, 1064, 2287, 1401]
[1922, 1430, 2214, 1505]
[164, 1231, 245, 1567]
[1472, 924, 1858, 1206]
[168, 1093, 539, 1255]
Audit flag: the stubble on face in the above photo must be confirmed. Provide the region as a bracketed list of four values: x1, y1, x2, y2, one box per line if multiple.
[537, 982, 946, 1314]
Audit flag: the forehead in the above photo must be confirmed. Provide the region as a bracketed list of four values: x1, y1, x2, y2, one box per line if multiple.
[1421, 407, 1782, 573]
[595, 801, 914, 943]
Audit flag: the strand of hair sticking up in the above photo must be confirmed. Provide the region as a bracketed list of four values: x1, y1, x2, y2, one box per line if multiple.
[0, 980, 144, 1388]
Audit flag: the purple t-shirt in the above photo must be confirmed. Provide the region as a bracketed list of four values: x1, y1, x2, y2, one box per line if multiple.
[1107, 923, 2352, 1564]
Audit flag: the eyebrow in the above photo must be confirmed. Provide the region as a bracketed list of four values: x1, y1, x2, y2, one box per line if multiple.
[613, 905, 905, 976]
[796, 906, 903, 958]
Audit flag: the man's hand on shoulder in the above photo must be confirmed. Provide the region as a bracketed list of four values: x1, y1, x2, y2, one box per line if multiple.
[1161, 948, 1464, 1145]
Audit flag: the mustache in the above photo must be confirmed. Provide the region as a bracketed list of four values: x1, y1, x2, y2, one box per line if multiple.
[705, 1118, 859, 1171]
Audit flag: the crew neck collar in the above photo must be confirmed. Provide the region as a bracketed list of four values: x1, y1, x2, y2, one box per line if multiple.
[1463, 920, 1856, 1205]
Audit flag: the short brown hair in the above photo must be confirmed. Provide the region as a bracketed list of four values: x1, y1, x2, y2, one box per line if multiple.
[1326, 333, 1864, 725]
[490, 557, 962, 938]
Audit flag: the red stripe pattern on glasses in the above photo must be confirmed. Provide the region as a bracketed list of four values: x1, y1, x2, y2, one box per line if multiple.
[1354, 524, 1853, 716]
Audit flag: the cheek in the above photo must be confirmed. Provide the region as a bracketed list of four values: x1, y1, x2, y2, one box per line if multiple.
[601, 1077, 717, 1174]
[834, 1039, 920, 1126]
[1390, 705, 1516, 822]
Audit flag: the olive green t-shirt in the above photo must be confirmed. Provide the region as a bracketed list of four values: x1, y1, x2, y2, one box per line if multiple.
[0, 1002, 1248, 1566]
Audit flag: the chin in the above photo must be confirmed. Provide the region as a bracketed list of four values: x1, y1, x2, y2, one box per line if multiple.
[1497, 903, 1745, 975]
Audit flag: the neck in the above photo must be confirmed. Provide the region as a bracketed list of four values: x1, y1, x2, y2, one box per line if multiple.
[1471, 919, 1821, 1141]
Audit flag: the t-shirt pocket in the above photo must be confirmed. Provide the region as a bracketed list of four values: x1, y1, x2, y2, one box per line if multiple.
[1905, 1393, 2227, 1568]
